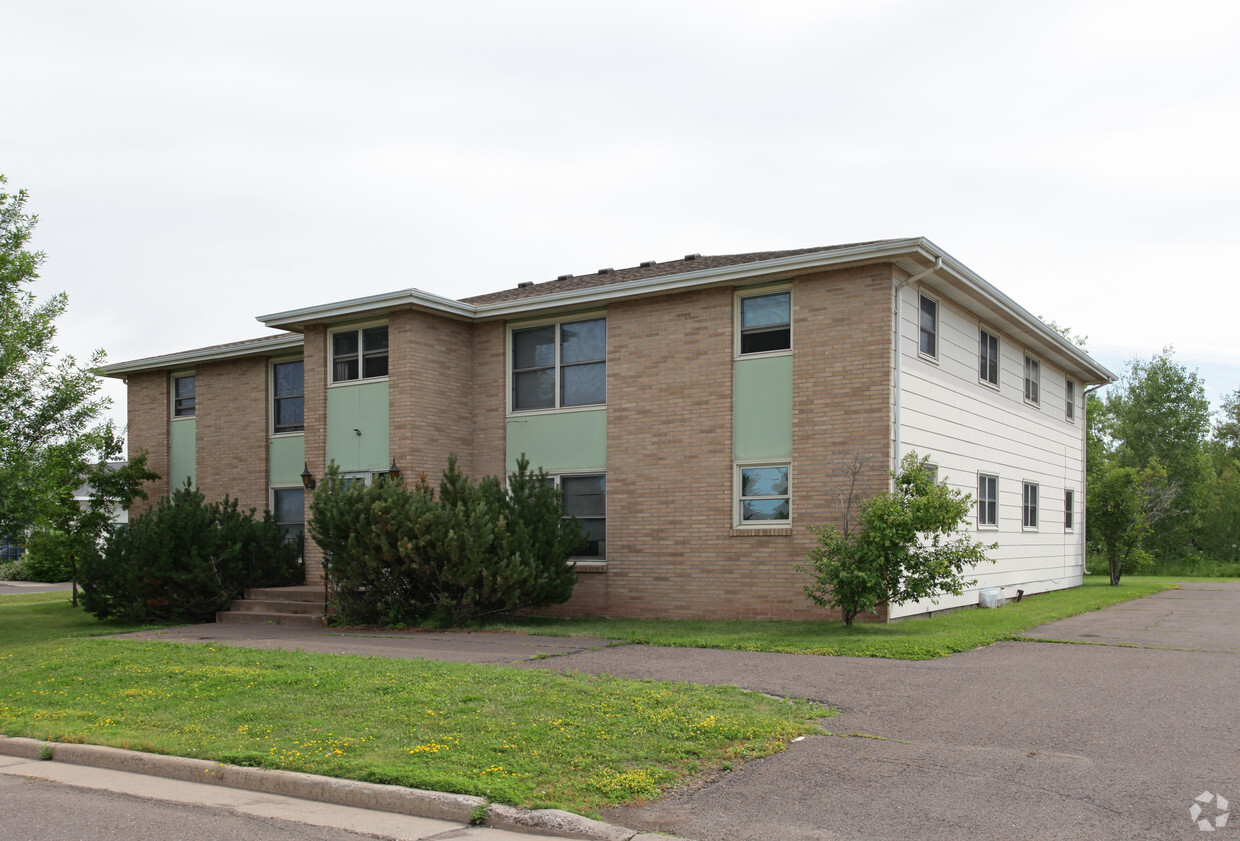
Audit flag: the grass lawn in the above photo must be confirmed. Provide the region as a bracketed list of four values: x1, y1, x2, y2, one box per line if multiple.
[0, 592, 825, 815]
[483, 576, 1185, 659]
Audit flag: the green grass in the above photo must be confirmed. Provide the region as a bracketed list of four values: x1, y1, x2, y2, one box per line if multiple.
[482, 576, 1184, 659]
[0, 592, 825, 815]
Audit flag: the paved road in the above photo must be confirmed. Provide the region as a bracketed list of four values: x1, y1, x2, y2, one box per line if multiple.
[512, 581, 1240, 841]
[0, 580, 73, 595]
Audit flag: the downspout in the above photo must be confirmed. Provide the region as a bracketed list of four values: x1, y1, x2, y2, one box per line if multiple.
[892, 257, 942, 476]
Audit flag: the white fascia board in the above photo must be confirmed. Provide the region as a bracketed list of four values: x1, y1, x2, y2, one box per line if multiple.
[258, 288, 474, 330]
[98, 334, 304, 378]
[472, 238, 932, 319]
[924, 241, 1115, 384]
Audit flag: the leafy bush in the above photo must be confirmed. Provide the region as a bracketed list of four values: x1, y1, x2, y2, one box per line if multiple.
[21, 528, 77, 582]
[308, 455, 583, 626]
[801, 453, 996, 625]
[0, 559, 27, 581]
[79, 483, 302, 622]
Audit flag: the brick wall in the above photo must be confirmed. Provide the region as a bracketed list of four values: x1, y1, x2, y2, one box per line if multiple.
[389, 310, 475, 482]
[471, 320, 507, 481]
[196, 357, 269, 513]
[302, 325, 328, 582]
[544, 266, 896, 620]
[126, 371, 170, 517]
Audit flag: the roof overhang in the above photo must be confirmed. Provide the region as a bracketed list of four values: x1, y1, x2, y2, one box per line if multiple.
[98, 333, 304, 378]
[258, 288, 474, 332]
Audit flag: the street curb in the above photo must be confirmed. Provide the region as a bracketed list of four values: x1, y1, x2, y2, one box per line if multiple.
[0, 736, 666, 840]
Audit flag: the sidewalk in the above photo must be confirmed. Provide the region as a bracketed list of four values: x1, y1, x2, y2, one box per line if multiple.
[0, 736, 665, 841]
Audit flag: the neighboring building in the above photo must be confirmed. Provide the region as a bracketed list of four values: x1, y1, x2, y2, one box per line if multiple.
[101, 238, 1113, 621]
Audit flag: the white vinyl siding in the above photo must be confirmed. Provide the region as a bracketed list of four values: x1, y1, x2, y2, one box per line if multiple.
[894, 283, 1087, 618]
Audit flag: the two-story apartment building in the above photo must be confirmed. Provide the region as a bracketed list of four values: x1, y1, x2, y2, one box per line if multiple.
[102, 237, 1113, 621]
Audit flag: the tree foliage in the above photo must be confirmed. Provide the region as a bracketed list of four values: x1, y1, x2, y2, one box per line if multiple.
[1087, 461, 1174, 584]
[0, 175, 115, 540]
[801, 453, 996, 625]
[308, 454, 583, 626]
[79, 482, 302, 623]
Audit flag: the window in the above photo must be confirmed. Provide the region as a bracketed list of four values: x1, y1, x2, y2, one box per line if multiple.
[1024, 354, 1041, 404]
[1065, 489, 1075, 531]
[979, 328, 999, 386]
[173, 374, 196, 417]
[559, 474, 606, 558]
[1066, 379, 1076, 421]
[272, 360, 304, 433]
[511, 317, 606, 411]
[737, 463, 790, 525]
[332, 325, 388, 383]
[1023, 482, 1039, 529]
[738, 290, 791, 355]
[919, 294, 938, 359]
[273, 488, 305, 548]
[978, 474, 998, 527]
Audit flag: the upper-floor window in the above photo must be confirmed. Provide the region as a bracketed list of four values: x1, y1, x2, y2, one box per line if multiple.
[173, 374, 196, 417]
[1024, 354, 1041, 405]
[979, 328, 999, 386]
[918, 294, 939, 359]
[738, 290, 791, 355]
[332, 325, 388, 383]
[511, 317, 606, 411]
[273, 360, 304, 433]
[1066, 378, 1076, 421]
[978, 474, 998, 527]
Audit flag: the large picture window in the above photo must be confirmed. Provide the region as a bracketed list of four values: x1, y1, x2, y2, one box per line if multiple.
[738, 290, 791, 355]
[332, 325, 388, 383]
[511, 317, 606, 411]
[736, 463, 790, 525]
[173, 374, 196, 417]
[272, 360, 304, 433]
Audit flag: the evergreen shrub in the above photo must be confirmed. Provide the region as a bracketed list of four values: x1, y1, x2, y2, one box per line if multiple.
[79, 483, 302, 622]
[308, 455, 584, 625]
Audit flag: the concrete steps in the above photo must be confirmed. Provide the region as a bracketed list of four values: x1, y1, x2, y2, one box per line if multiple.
[216, 585, 325, 626]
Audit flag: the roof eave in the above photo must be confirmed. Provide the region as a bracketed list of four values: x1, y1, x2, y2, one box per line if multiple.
[97, 334, 305, 378]
[258, 288, 475, 331]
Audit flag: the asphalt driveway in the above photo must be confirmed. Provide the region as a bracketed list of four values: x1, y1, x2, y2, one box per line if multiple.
[107, 581, 1240, 840]
[518, 581, 1240, 841]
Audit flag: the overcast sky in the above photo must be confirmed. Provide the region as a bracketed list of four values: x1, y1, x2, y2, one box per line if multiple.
[7, 0, 1239, 430]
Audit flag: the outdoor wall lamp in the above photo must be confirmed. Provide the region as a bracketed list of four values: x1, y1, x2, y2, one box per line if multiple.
[388, 459, 401, 481]
[300, 463, 317, 491]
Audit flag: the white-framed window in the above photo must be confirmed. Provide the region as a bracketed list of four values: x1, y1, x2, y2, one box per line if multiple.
[978, 474, 998, 527]
[332, 324, 388, 384]
[1022, 481, 1039, 529]
[1024, 354, 1041, 405]
[1066, 378, 1076, 421]
[546, 473, 606, 558]
[736, 287, 791, 356]
[272, 359, 304, 434]
[735, 462, 790, 526]
[1065, 488, 1075, 531]
[510, 317, 606, 412]
[918, 293, 938, 360]
[173, 373, 196, 417]
[271, 486, 305, 549]
[979, 328, 1000, 387]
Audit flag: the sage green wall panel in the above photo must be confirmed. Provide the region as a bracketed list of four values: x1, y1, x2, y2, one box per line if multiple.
[327, 382, 389, 471]
[506, 409, 606, 473]
[169, 418, 196, 488]
[734, 356, 793, 460]
[269, 434, 306, 485]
